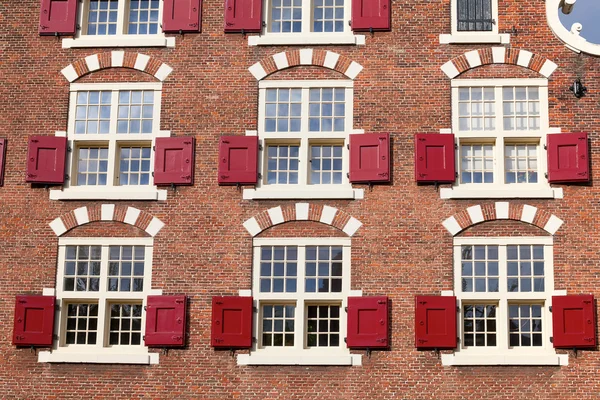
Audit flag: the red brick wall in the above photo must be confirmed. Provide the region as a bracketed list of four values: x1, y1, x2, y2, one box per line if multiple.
[2, 0, 600, 398]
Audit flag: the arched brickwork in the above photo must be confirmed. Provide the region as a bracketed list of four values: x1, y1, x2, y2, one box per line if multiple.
[60, 51, 173, 83]
[49, 204, 165, 237]
[243, 203, 362, 237]
[248, 49, 363, 80]
[442, 202, 563, 236]
[440, 47, 558, 79]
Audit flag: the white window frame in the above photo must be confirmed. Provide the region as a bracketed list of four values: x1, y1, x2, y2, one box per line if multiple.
[439, 0, 510, 44]
[62, 0, 175, 49]
[243, 80, 364, 200]
[237, 237, 362, 366]
[248, 0, 365, 46]
[441, 78, 564, 199]
[442, 236, 568, 366]
[546, 0, 600, 56]
[38, 237, 163, 364]
[50, 82, 169, 201]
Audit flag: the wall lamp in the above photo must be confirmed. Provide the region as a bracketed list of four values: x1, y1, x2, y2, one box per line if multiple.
[570, 78, 587, 98]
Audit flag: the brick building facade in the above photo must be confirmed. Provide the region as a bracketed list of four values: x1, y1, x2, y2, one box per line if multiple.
[2, 0, 600, 398]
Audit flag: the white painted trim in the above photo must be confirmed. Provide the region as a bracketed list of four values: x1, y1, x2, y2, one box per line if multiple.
[259, 80, 353, 89]
[63, 36, 174, 49]
[544, 215, 564, 235]
[243, 217, 262, 237]
[440, 187, 563, 199]
[320, 205, 337, 225]
[124, 207, 141, 225]
[243, 188, 364, 200]
[273, 52, 289, 70]
[111, 51, 124, 67]
[295, 203, 309, 220]
[39, 351, 159, 364]
[442, 216, 462, 236]
[50, 218, 68, 236]
[467, 205, 484, 224]
[495, 202, 509, 219]
[145, 217, 165, 237]
[439, 33, 510, 45]
[70, 82, 162, 91]
[134, 54, 150, 71]
[248, 34, 364, 47]
[50, 189, 168, 201]
[453, 236, 553, 246]
[61, 65, 79, 83]
[239, 289, 252, 296]
[59, 237, 153, 245]
[517, 50, 533, 68]
[492, 47, 506, 63]
[253, 237, 351, 246]
[237, 353, 360, 366]
[74, 206, 90, 225]
[101, 204, 115, 221]
[154, 64, 173, 81]
[249, 63, 268, 80]
[323, 51, 340, 69]
[464, 50, 482, 68]
[267, 206, 285, 225]
[451, 78, 548, 87]
[441, 61, 460, 79]
[442, 353, 568, 366]
[521, 205, 538, 224]
[299, 49, 313, 65]
[342, 217, 362, 237]
[546, 0, 600, 56]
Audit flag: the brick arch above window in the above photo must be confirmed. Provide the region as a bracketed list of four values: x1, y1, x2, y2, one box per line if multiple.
[440, 48, 558, 79]
[243, 203, 362, 237]
[442, 202, 563, 236]
[49, 204, 165, 237]
[60, 51, 173, 83]
[248, 49, 363, 81]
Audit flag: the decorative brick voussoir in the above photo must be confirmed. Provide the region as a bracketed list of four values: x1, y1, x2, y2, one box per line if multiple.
[442, 203, 563, 236]
[60, 52, 173, 83]
[242, 203, 362, 237]
[49, 205, 164, 237]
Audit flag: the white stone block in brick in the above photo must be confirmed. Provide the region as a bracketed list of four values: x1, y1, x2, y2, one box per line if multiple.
[74, 206, 89, 226]
[61, 64, 79, 82]
[101, 204, 115, 221]
[134, 54, 150, 71]
[243, 217, 262, 236]
[273, 52, 289, 70]
[268, 206, 284, 225]
[296, 203, 309, 220]
[492, 47, 506, 63]
[465, 50, 482, 68]
[544, 215, 563, 235]
[539, 59, 558, 78]
[145, 217, 165, 237]
[345, 61, 363, 79]
[320, 206, 337, 225]
[343, 217, 362, 236]
[442, 216, 462, 236]
[323, 51, 340, 69]
[124, 207, 141, 225]
[467, 205, 484, 224]
[111, 51, 124, 67]
[299, 49, 313, 65]
[49, 218, 67, 236]
[517, 50, 533, 68]
[154, 64, 173, 81]
[249, 62, 267, 80]
[495, 202, 509, 219]
[441, 61, 460, 78]
[521, 205, 537, 224]
[85, 54, 100, 71]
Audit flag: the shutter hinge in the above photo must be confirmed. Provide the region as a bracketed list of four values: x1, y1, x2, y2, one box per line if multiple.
[455, 172, 458, 178]
[258, 144, 263, 150]
[550, 336, 553, 343]
[454, 143, 458, 150]
[152, 172, 154, 177]
[64, 174, 69, 181]
[347, 144, 350, 150]
[544, 144, 547, 150]
[258, 173, 262, 179]
[153, 145, 155, 151]
[55, 304, 60, 311]
[549, 306, 552, 312]
[456, 306, 460, 312]
[344, 306, 348, 313]
[253, 306, 258, 312]
[67, 146, 72, 152]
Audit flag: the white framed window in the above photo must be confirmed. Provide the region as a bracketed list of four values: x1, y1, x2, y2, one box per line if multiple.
[248, 0, 365, 46]
[441, 78, 563, 199]
[237, 237, 362, 366]
[439, 0, 510, 44]
[38, 237, 162, 364]
[62, 0, 175, 49]
[442, 236, 568, 366]
[243, 80, 364, 200]
[50, 82, 169, 200]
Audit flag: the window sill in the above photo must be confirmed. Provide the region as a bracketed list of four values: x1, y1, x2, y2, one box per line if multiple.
[62, 35, 176, 49]
[439, 33, 510, 44]
[38, 350, 159, 364]
[441, 352, 568, 366]
[248, 33, 365, 46]
[439, 186, 563, 199]
[237, 352, 362, 366]
[50, 188, 168, 201]
[242, 187, 364, 200]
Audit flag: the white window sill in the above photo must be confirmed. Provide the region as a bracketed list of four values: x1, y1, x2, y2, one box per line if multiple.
[50, 188, 168, 201]
[439, 33, 510, 44]
[440, 186, 563, 199]
[38, 350, 159, 365]
[248, 33, 365, 46]
[237, 352, 362, 366]
[441, 352, 568, 366]
[62, 35, 176, 49]
[242, 187, 364, 200]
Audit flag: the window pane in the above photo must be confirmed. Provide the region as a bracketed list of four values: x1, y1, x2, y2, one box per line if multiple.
[308, 88, 345, 132]
[305, 246, 343, 293]
[75, 91, 112, 134]
[87, 0, 118, 35]
[64, 246, 102, 292]
[65, 303, 98, 344]
[119, 146, 152, 186]
[108, 304, 143, 345]
[505, 143, 538, 184]
[313, 0, 344, 32]
[117, 90, 154, 135]
[261, 304, 295, 347]
[460, 245, 498, 292]
[259, 246, 298, 293]
[108, 246, 146, 291]
[463, 304, 496, 347]
[306, 305, 340, 347]
[310, 144, 344, 184]
[508, 304, 543, 347]
[507, 245, 545, 293]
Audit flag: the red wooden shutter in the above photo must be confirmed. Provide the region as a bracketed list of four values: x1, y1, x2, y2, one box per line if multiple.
[349, 133, 390, 183]
[0, 139, 6, 187]
[218, 136, 258, 185]
[224, 0, 263, 33]
[414, 133, 456, 183]
[26, 136, 67, 184]
[415, 296, 457, 349]
[212, 296, 253, 348]
[346, 296, 388, 348]
[163, 0, 202, 33]
[145, 295, 187, 347]
[39, 0, 78, 35]
[547, 132, 589, 183]
[552, 294, 596, 348]
[13, 295, 55, 346]
[351, 0, 391, 31]
[154, 137, 195, 186]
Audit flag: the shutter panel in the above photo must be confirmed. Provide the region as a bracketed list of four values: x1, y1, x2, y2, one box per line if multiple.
[0, 139, 6, 187]
[547, 132, 589, 183]
[218, 136, 258, 185]
[13, 295, 55, 346]
[154, 137, 195, 186]
[346, 296, 389, 348]
[351, 0, 391, 31]
[144, 295, 187, 347]
[349, 133, 390, 183]
[212, 296, 253, 348]
[414, 133, 456, 183]
[26, 136, 67, 184]
[415, 295, 457, 349]
[552, 294, 596, 348]
[39, 0, 78, 35]
[224, 0, 263, 33]
[163, 0, 202, 33]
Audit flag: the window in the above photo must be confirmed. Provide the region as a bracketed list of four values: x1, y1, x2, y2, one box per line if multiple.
[243, 80, 364, 200]
[50, 83, 168, 200]
[38, 237, 160, 364]
[248, 0, 365, 46]
[237, 237, 361, 365]
[443, 236, 567, 365]
[441, 78, 563, 199]
[439, 0, 509, 44]
[62, 0, 175, 48]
